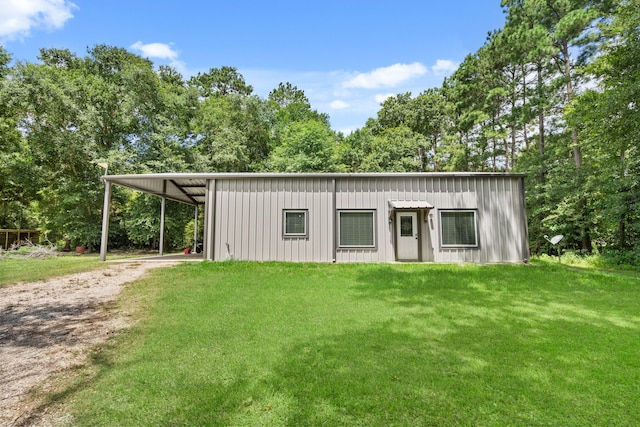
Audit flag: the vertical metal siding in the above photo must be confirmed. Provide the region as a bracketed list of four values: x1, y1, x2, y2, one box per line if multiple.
[254, 180, 264, 261]
[332, 175, 527, 263]
[335, 177, 387, 263]
[209, 175, 528, 264]
[214, 177, 334, 262]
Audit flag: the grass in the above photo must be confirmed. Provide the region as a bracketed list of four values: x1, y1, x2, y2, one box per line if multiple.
[51, 261, 640, 425]
[0, 255, 103, 287]
[0, 250, 151, 287]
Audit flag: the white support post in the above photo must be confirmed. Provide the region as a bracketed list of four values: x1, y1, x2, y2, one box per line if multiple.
[193, 205, 198, 253]
[159, 196, 166, 256]
[203, 179, 215, 261]
[99, 180, 112, 262]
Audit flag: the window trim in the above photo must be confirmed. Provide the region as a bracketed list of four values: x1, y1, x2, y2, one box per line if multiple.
[439, 209, 479, 248]
[283, 209, 308, 238]
[337, 209, 377, 249]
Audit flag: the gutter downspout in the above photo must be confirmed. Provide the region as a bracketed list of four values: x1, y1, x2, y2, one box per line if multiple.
[332, 178, 337, 263]
[519, 176, 530, 262]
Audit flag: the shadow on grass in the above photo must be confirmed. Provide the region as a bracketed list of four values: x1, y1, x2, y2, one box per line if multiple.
[265, 323, 576, 425]
[0, 300, 109, 348]
[259, 264, 640, 425]
[352, 264, 640, 330]
[12, 327, 123, 427]
[267, 324, 488, 425]
[55, 263, 640, 425]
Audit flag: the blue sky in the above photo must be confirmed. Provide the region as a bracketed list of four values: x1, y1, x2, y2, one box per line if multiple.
[0, 0, 506, 134]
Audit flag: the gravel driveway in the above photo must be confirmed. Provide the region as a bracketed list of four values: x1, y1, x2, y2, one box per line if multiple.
[0, 261, 177, 426]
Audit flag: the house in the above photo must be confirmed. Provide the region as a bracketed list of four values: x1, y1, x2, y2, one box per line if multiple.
[99, 172, 529, 263]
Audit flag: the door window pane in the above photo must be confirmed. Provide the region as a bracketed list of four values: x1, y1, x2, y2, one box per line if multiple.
[400, 216, 413, 236]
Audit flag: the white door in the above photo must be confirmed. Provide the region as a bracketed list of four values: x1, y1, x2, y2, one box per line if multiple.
[396, 212, 419, 260]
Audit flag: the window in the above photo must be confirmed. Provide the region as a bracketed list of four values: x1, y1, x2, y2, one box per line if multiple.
[339, 210, 375, 248]
[283, 210, 308, 238]
[440, 210, 478, 247]
[400, 215, 414, 236]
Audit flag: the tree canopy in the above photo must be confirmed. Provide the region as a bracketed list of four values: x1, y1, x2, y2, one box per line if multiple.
[1, 1, 638, 261]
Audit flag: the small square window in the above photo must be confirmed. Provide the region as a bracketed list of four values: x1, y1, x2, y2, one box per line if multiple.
[284, 210, 308, 238]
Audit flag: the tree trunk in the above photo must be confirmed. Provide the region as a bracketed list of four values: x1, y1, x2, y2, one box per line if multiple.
[618, 147, 628, 248]
[561, 41, 582, 168]
[561, 40, 589, 251]
[537, 63, 546, 181]
[503, 137, 509, 172]
[433, 135, 438, 172]
[522, 64, 530, 152]
[510, 124, 516, 172]
[492, 137, 497, 172]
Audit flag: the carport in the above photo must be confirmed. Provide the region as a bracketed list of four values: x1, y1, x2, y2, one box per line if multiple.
[99, 173, 213, 262]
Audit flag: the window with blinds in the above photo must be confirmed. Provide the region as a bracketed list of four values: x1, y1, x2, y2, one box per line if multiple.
[338, 210, 375, 248]
[283, 210, 308, 238]
[440, 210, 478, 247]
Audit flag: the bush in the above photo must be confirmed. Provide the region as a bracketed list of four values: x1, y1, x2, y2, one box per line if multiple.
[534, 249, 640, 271]
[594, 248, 640, 270]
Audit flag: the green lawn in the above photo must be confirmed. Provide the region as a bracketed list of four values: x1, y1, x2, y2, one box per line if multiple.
[0, 255, 102, 287]
[61, 261, 640, 426]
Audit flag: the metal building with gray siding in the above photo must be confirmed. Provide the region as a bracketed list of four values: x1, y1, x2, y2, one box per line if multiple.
[100, 172, 529, 264]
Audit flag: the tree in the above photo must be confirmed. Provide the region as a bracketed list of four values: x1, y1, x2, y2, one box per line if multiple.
[501, 0, 615, 252]
[270, 120, 340, 172]
[373, 91, 452, 171]
[442, 54, 492, 172]
[360, 126, 428, 172]
[337, 127, 374, 172]
[409, 88, 450, 171]
[5, 45, 193, 247]
[502, 0, 612, 167]
[193, 93, 273, 172]
[376, 92, 413, 130]
[122, 193, 193, 251]
[268, 82, 329, 127]
[189, 66, 253, 98]
[564, 0, 640, 251]
[0, 47, 39, 229]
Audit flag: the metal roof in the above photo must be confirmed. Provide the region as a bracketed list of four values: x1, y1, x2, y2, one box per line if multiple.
[388, 200, 434, 210]
[102, 172, 526, 205]
[102, 174, 209, 205]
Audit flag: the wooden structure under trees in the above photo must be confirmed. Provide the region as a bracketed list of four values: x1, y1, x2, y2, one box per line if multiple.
[0, 229, 41, 249]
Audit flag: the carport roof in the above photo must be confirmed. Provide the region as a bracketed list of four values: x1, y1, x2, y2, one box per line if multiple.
[102, 172, 526, 205]
[103, 173, 209, 204]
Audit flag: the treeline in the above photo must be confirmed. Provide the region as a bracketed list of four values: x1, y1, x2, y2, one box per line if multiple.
[1, 0, 638, 261]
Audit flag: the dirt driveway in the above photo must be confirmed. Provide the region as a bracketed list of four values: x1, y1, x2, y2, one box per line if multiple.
[0, 260, 177, 426]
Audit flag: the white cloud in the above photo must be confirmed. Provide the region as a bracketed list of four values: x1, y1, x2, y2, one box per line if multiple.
[330, 100, 350, 110]
[431, 59, 458, 77]
[130, 41, 179, 61]
[374, 93, 395, 104]
[130, 41, 189, 75]
[0, 0, 76, 40]
[343, 62, 428, 89]
[241, 64, 450, 134]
